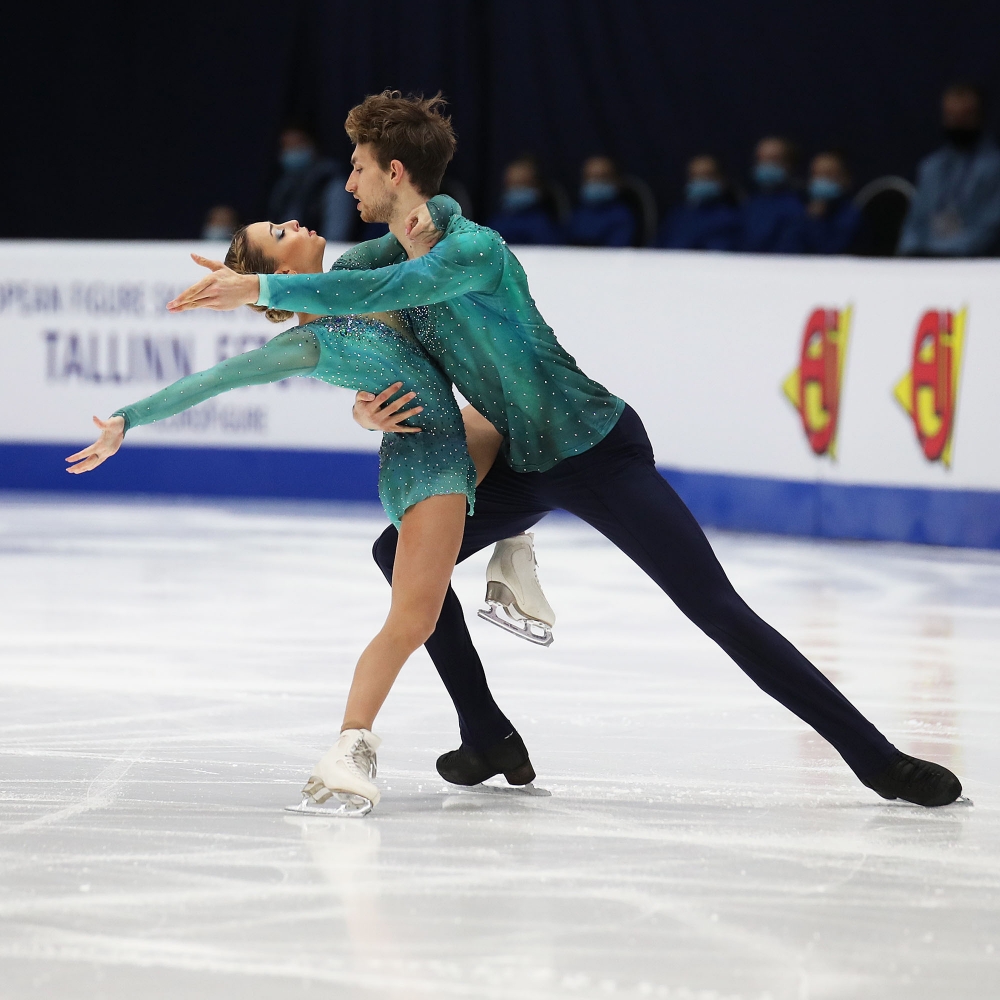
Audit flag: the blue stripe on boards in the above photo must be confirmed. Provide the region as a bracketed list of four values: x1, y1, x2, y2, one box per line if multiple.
[0, 442, 380, 503]
[1, 443, 997, 550]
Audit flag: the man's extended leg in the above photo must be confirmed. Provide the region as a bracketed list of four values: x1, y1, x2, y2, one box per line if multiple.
[538, 407, 899, 780]
[371, 459, 551, 753]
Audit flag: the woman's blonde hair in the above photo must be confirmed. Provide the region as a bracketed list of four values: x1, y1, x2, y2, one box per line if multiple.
[225, 226, 295, 324]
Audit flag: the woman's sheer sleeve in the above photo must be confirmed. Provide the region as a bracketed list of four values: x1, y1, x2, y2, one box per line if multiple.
[113, 326, 320, 431]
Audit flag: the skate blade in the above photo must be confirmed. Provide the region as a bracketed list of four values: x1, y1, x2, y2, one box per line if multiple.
[477, 604, 553, 646]
[470, 781, 552, 798]
[284, 794, 374, 818]
[878, 794, 974, 809]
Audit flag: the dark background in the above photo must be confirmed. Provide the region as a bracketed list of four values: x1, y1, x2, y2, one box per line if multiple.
[5, 0, 999, 239]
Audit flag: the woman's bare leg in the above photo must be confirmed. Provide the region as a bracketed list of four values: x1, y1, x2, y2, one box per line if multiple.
[462, 405, 502, 485]
[341, 492, 467, 731]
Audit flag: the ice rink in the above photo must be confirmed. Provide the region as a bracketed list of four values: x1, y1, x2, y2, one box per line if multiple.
[1, 495, 998, 1000]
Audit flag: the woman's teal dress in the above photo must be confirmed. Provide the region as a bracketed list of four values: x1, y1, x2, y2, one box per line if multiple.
[112, 313, 476, 527]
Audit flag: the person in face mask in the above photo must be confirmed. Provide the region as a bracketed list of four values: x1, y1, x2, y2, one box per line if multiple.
[658, 154, 740, 251]
[487, 156, 563, 245]
[797, 150, 864, 254]
[566, 156, 636, 247]
[201, 205, 239, 241]
[267, 127, 355, 243]
[739, 136, 806, 253]
[897, 82, 1000, 256]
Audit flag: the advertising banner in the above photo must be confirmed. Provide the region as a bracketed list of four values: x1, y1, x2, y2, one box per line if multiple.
[2, 241, 998, 545]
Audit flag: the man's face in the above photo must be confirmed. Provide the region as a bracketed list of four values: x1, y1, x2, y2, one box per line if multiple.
[504, 161, 538, 191]
[688, 156, 721, 182]
[346, 144, 397, 223]
[810, 153, 847, 186]
[942, 91, 982, 130]
[582, 156, 616, 184]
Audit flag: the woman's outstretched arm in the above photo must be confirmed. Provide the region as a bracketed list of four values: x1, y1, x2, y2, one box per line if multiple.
[66, 326, 320, 474]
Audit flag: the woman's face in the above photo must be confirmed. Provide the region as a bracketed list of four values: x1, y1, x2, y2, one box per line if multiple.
[245, 220, 326, 274]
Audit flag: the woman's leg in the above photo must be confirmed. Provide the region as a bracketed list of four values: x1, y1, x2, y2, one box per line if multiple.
[341, 492, 468, 731]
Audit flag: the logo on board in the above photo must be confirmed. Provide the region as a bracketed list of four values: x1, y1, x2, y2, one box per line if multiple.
[893, 308, 966, 468]
[782, 306, 852, 458]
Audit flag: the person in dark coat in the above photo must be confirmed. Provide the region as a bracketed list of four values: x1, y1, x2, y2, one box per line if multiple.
[740, 136, 805, 252]
[566, 156, 636, 247]
[798, 150, 863, 254]
[658, 154, 740, 251]
[488, 157, 562, 245]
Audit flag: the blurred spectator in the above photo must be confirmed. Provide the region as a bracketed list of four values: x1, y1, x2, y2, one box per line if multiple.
[201, 205, 239, 241]
[897, 82, 1000, 256]
[658, 154, 740, 250]
[267, 127, 354, 241]
[797, 150, 863, 254]
[567, 156, 636, 247]
[740, 136, 804, 252]
[488, 157, 562, 245]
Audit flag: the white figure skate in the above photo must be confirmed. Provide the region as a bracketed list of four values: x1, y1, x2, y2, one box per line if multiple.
[477, 532, 556, 646]
[285, 728, 381, 818]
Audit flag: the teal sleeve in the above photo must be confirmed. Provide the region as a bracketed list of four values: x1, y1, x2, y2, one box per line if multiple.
[328, 195, 463, 273]
[258, 224, 504, 316]
[113, 327, 320, 431]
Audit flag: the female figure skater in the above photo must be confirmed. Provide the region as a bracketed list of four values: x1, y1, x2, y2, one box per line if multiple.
[66, 216, 536, 815]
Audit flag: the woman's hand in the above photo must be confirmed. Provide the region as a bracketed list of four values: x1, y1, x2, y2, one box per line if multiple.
[352, 383, 423, 433]
[404, 203, 444, 249]
[166, 254, 259, 313]
[65, 416, 126, 473]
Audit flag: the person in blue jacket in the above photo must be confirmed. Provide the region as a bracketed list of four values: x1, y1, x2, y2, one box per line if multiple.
[566, 156, 636, 247]
[658, 154, 740, 250]
[798, 150, 863, 254]
[487, 156, 562, 245]
[740, 136, 805, 252]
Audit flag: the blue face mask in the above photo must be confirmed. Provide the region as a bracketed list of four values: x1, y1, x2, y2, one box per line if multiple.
[754, 162, 788, 189]
[281, 148, 313, 172]
[580, 180, 617, 205]
[202, 225, 234, 241]
[808, 177, 844, 201]
[502, 186, 540, 213]
[686, 179, 723, 204]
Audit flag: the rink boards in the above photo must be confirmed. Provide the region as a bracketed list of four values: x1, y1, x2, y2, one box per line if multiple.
[1, 240, 999, 548]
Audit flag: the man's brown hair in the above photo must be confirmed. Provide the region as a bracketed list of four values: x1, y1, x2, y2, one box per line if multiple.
[345, 90, 457, 196]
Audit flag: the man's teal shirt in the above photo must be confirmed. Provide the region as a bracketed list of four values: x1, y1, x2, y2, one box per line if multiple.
[257, 198, 624, 473]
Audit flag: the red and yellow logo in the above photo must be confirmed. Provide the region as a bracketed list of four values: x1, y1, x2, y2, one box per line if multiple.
[782, 306, 852, 457]
[893, 308, 966, 467]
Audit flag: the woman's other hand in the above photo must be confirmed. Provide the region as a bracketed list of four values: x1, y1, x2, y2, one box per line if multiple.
[404, 203, 443, 249]
[166, 254, 259, 312]
[352, 383, 423, 433]
[65, 415, 126, 473]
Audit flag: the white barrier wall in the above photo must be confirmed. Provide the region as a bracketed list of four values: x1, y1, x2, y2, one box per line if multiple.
[1, 241, 998, 544]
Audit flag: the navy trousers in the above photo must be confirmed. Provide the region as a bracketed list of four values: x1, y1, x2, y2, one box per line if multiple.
[373, 405, 897, 779]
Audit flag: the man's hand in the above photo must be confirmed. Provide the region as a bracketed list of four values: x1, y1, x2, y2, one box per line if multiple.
[65, 415, 125, 473]
[166, 254, 260, 313]
[353, 383, 423, 433]
[404, 203, 444, 249]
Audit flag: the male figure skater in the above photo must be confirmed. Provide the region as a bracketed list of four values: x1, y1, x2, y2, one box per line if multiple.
[168, 92, 961, 807]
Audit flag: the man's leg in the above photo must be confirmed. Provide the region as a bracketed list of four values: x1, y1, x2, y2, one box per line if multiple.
[372, 459, 551, 752]
[539, 407, 898, 780]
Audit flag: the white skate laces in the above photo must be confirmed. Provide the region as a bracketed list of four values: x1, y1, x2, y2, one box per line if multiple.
[478, 532, 556, 646]
[286, 728, 382, 818]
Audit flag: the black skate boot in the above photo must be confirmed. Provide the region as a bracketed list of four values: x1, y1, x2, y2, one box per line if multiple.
[436, 731, 536, 786]
[862, 751, 962, 807]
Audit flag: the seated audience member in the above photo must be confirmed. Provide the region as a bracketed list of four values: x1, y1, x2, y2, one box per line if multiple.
[898, 82, 1000, 256]
[798, 150, 863, 254]
[201, 205, 239, 241]
[740, 136, 805, 252]
[267, 127, 354, 242]
[567, 156, 636, 247]
[658, 154, 740, 250]
[488, 157, 562, 245]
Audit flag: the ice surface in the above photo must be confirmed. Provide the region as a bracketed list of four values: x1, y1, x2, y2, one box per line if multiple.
[1, 495, 998, 999]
